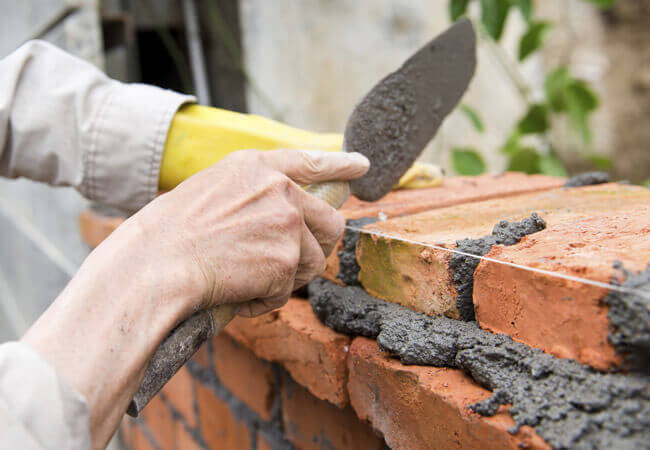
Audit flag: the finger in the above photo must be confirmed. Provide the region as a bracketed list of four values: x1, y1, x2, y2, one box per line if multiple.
[293, 223, 327, 290]
[238, 291, 291, 317]
[261, 150, 370, 185]
[298, 190, 345, 257]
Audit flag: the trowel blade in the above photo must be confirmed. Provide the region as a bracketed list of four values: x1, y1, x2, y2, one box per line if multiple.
[346, 19, 476, 201]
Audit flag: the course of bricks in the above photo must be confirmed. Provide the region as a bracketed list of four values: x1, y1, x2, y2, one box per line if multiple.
[79, 174, 649, 449]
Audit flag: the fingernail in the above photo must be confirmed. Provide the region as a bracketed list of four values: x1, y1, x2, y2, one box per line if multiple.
[346, 152, 370, 166]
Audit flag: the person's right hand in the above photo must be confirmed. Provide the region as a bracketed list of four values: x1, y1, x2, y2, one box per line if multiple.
[133, 149, 369, 317]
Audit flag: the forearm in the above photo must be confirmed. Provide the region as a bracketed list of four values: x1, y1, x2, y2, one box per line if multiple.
[21, 216, 197, 448]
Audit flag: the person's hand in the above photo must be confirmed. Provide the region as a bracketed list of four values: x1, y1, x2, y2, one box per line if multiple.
[134, 149, 369, 317]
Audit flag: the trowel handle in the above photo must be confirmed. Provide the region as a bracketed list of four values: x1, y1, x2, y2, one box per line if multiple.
[127, 304, 238, 416]
[127, 180, 350, 417]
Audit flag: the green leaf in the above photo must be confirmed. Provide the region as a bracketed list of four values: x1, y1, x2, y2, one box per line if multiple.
[587, 154, 613, 170]
[565, 81, 599, 143]
[516, 103, 549, 135]
[500, 132, 521, 155]
[538, 154, 568, 177]
[452, 148, 486, 175]
[545, 67, 572, 112]
[507, 147, 540, 174]
[642, 178, 650, 188]
[460, 104, 485, 133]
[480, 0, 511, 41]
[510, 0, 533, 23]
[584, 0, 618, 9]
[450, 0, 471, 21]
[518, 21, 551, 61]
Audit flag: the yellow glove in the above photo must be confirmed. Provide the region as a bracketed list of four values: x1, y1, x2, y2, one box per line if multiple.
[160, 104, 444, 192]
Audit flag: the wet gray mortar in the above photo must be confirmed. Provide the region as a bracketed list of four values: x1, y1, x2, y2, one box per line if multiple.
[337, 217, 378, 285]
[450, 213, 547, 321]
[309, 279, 650, 449]
[606, 262, 650, 372]
[563, 171, 611, 188]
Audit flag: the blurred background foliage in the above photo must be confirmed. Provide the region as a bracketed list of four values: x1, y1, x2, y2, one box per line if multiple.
[450, 0, 618, 178]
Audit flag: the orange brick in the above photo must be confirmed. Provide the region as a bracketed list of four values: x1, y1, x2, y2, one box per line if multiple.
[195, 381, 252, 450]
[174, 422, 202, 450]
[161, 366, 196, 428]
[226, 298, 350, 407]
[474, 205, 650, 370]
[323, 173, 564, 283]
[140, 394, 175, 450]
[256, 432, 274, 450]
[78, 209, 125, 248]
[131, 426, 157, 450]
[191, 340, 212, 371]
[281, 374, 384, 450]
[356, 183, 649, 320]
[210, 333, 275, 420]
[347, 338, 549, 450]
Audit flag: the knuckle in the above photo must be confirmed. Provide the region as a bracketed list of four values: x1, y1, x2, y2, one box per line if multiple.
[300, 151, 324, 177]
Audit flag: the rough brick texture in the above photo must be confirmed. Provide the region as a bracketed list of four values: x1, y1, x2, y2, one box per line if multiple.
[211, 334, 276, 420]
[323, 173, 564, 283]
[474, 206, 650, 370]
[281, 373, 384, 450]
[226, 298, 350, 407]
[356, 184, 649, 323]
[347, 338, 549, 450]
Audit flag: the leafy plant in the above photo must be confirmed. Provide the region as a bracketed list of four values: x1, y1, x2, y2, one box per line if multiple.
[448, 0, 617, 176]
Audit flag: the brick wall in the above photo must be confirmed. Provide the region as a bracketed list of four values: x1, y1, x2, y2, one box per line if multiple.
[81, 174, 649, 449]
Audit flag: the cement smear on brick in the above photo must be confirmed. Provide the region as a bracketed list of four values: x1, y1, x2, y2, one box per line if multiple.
[450, 213, 547, 321]
[606, 262, 650, 372]
[564, 171, 611, 187]
[309, 279, 650, 449]
[337, 217, 378, 285]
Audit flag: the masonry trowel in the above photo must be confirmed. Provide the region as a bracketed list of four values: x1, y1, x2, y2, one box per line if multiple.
[128, 18, 476, 417]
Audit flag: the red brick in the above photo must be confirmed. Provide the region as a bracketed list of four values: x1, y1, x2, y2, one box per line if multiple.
[323, 173, 564, 283]
[161, 366, 196, 428]
[226, 298, 350, 407]
[211, 333, 275, 420]
[140, 394, 175, 450]
[281, 374, 384, 450]
[191, 340, 212, 371]
[474, 205, 650, 370]
[356, 183, 649, 320]
[256, 432, 274, 450]
[347, 338, 549, 450]
[195, 381, 252, 450]
[174, 423, 202, 450]
[131, 426, 157, 450]
[77, 209, 124, 248]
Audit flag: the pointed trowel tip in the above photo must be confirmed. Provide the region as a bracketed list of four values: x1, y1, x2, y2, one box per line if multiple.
[346, 19, 478, 202]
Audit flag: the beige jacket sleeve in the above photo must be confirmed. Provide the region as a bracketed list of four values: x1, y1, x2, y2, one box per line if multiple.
[0, 41, 194, 449]
[0, 39, 194, 211]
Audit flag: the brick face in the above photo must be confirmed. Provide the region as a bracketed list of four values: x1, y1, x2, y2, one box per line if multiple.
[161, 366, 196, 428]
[322, 173, 564, 284]
[226, 298, 350, 407]
[281, 373, 384, 450]
[347, 338, 549, 450]
[211, 333, 276, 420]
[195, 381, 252, 450]
[474, 206, 650, 370]
[356, 184, 650, 324]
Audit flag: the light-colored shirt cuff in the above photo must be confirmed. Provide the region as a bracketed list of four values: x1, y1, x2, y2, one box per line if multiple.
[0, 341, 91, 449]
[81, 83, 194, 212]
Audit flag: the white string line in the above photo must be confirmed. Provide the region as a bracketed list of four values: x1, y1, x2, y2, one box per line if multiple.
[345, 226, 650, 301]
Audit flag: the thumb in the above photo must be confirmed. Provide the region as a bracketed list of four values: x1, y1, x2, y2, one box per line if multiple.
[260, 150, 370, 185]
